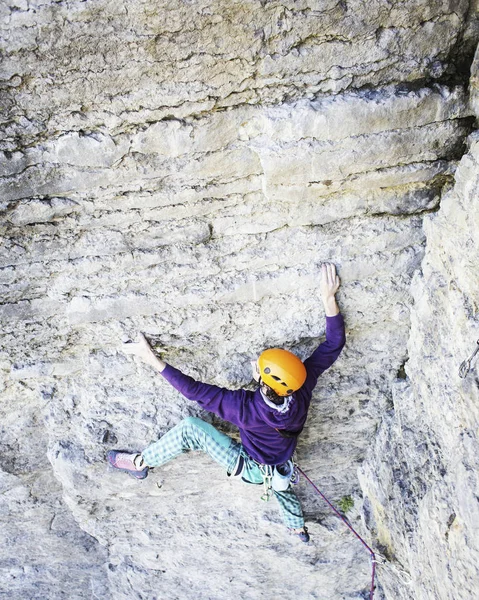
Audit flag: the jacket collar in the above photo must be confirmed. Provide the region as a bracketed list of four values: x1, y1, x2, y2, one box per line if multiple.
[260, 390, 293, 414]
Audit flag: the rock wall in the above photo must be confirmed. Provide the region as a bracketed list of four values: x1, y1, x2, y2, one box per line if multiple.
[359, 57, 479, 600]
[0, 2, 478, 599]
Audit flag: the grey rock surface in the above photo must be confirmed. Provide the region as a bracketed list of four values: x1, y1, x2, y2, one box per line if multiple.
[359, 131, 479, 600]
[0, 0, 471, 145]
[0, 1, 478, 599]
[0, 468, 110, 599]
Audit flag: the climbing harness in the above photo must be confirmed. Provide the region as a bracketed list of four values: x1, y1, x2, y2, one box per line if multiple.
[296, 466, 377, 600]
[290, 463, 300, 485]
[459, 340, 479, 378]
[231, 452, 298, 499]
[230, 451, 246, 479]
[271, 460, 294, 492]
[259, 459, 300, 498]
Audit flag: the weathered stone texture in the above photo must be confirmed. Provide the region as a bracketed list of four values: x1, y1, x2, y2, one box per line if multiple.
[0, 0, 471, 146]
[0, 1, 478, 599]
[359, 133, 479, 599]
[1, 468, 110, 599]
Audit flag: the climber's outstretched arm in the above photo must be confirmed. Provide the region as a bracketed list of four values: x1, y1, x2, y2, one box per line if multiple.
[121, 333, 167, 372]
[301, 263, 345, 395]
[121, 333, 257, 428]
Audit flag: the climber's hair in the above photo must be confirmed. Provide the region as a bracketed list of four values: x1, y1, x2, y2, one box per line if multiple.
[260, 380, 284, 405]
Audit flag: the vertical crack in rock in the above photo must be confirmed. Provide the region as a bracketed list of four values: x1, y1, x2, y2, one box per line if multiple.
[1, 1, 478, 599]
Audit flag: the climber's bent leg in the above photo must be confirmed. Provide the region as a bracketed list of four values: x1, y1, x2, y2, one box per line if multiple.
[274, 487, 305, 531]
[141, 416, 240, 472]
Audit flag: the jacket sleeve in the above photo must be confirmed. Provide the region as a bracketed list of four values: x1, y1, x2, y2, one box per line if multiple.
[302, 313, 346, 396]
[160, 364, 255, 428]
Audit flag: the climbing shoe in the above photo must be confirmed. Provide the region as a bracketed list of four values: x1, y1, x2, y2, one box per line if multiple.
[107, 450, 149, 480]
[291, 526, 310, 543]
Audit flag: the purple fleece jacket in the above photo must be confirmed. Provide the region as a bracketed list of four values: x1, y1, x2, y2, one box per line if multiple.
[161, 313, 345, 466]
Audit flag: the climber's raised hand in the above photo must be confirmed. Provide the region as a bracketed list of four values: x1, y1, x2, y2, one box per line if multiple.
[121, 333, 167, 372]
[320, 262, 340, 316]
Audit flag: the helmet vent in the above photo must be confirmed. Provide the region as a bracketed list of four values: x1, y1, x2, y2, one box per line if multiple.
[271, 375, 281, 381]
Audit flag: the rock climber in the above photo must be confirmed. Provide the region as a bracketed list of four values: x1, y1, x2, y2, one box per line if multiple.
[107, 263, 345, 542]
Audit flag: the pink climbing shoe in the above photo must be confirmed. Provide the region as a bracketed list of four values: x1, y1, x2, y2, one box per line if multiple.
[107, 450, 149, 480]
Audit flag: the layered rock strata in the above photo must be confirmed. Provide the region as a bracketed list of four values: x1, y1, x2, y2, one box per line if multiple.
[0, 0, 473, 145]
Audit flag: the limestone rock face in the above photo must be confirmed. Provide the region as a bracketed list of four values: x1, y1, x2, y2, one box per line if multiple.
[357, 41, 479, 600]
[359, 132, 479, 600]
[0, 2, 478, 599]
[0, 0, 472, 144]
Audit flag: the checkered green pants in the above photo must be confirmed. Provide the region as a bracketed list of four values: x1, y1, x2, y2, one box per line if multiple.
[142, 416, 304, 530]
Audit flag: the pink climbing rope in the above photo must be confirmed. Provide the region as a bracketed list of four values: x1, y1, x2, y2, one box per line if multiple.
[297, 466, 377, 600]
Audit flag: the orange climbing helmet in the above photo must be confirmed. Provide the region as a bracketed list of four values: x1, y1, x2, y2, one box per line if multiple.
[258, 349, 307, 396]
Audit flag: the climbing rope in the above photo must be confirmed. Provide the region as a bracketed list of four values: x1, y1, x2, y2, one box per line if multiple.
[297, 466, 377, 600]
[459, 340, 479, 378]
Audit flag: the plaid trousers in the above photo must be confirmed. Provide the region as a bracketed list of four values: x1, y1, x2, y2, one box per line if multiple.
[142, 416, 304, 530]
